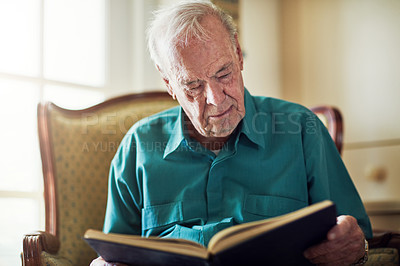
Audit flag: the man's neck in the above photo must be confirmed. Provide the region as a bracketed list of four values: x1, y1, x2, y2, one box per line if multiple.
[184, 117, 230, 151]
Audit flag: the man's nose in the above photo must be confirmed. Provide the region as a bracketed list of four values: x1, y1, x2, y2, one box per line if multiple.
[205, 82, 226, 106]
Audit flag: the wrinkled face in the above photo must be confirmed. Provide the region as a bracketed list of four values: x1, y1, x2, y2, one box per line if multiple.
[164, 15, 245, 139]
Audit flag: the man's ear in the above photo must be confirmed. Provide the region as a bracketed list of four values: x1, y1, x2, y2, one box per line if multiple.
[163, 78, 176, 100]
[234, 34, 244, 71]
[156, 64, 176, 100]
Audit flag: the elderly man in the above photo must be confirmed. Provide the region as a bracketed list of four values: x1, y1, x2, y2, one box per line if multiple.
[92, 1, 371, 265]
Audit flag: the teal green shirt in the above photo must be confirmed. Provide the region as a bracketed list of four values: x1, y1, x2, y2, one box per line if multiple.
[103, 89, 372, 245]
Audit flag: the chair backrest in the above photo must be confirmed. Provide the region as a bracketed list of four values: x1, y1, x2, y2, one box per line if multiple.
[310, 106, 343, 154]
[38, 91, 178, 265]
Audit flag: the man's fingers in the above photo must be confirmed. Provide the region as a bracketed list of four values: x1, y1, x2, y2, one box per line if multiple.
[306, 240, 358, 264]
[304, 215, 365, 265]
[327, 215, 355, 240]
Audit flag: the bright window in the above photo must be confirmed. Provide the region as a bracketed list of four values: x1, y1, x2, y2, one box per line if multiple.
[43, 0, 106, 86]
[0, 0, 106, 265]
[0, 0, 40, 76]
[0, 80, 41, 192]
[43, 84, 105, 110]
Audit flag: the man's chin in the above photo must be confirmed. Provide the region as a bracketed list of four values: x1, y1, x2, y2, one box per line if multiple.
[208, 127, 236, 138]
[209, 119, 243, 138]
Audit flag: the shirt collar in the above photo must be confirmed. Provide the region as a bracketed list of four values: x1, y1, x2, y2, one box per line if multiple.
[163, 107, 185, 159]
[239, 88, 266, 149]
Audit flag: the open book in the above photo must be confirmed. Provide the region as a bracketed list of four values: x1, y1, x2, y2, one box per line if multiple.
[84, 200, 336, 266]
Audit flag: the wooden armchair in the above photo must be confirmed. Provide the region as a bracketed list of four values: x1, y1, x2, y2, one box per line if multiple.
[22, 92, 177, 266]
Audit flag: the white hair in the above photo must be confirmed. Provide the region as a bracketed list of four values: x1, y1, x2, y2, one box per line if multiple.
[147, 0, 237, 78]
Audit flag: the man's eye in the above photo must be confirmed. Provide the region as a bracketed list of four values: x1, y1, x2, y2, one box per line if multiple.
[191, 85, 201, 90]
[218, 72, 231, 80]
[186, 85, 203, 96]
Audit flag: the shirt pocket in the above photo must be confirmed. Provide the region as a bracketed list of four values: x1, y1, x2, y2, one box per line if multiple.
[142, 201, 184, 230]
[244, 194, 307, 218]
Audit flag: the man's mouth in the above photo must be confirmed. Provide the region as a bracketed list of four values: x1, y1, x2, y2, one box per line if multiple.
[209, 105, 233, 119]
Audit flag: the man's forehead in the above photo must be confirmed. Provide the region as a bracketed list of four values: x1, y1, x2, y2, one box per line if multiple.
[175, 57, 233, 84]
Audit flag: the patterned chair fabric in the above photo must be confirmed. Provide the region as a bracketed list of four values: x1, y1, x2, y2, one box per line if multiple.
[367, 248, 399, 265]
[22, 92, 177, 266]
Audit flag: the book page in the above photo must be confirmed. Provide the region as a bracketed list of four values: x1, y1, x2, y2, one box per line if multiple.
[84, 229, 209, 259]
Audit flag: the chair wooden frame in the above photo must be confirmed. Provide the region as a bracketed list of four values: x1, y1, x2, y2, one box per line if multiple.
[310, 106, 343, 154]
[22, 91, 172, 265]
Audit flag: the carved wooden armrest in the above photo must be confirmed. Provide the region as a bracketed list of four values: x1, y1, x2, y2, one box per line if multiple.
[22, 231, 60, 266]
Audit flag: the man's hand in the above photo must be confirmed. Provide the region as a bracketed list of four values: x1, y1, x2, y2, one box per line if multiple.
[90, 256, 127, 266]
[303, 215, 366, 266]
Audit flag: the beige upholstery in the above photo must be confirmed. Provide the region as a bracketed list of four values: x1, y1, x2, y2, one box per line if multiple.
[22, 92, 178, 266]
[367, 248, 399, 265]
[41, 251, 72, 266]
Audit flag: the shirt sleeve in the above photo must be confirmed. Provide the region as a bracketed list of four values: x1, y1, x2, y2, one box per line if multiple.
[302, 111, 373, 239]
[103, 134, 142, 235]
